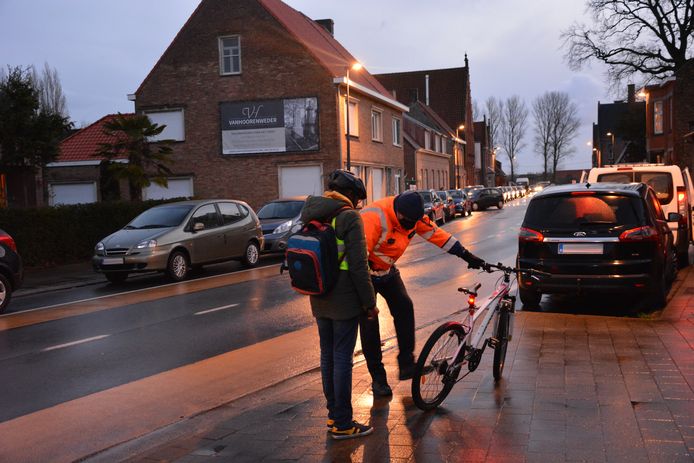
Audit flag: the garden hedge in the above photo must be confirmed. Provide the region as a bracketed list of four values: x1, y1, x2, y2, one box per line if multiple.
[0, 198, 184, 267]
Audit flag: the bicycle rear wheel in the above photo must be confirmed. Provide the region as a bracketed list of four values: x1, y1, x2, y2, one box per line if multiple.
[412, 322, 467, 410]
[492, 310, 510, 381]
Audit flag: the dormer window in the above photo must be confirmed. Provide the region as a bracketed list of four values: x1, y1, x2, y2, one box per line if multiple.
[219, 36, 241, 75]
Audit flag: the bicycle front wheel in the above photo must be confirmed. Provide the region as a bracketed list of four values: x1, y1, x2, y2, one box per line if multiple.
[412, 322, 467, 410]
[492, 310, 510, 381]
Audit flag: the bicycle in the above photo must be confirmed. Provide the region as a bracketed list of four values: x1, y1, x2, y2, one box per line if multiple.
[411, 263, 548, 410]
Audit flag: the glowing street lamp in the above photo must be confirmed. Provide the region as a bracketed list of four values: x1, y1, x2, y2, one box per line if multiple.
[345, 62, 362, 170]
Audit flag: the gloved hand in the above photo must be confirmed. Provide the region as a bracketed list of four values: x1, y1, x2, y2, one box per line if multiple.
[448, 242, 485, 269]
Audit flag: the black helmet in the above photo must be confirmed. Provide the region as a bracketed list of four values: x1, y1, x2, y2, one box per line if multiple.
[327, 169, 367, 201]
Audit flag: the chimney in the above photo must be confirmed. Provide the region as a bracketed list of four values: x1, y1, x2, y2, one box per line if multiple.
[627, 84, 635, 103]
[315, 19, 334, 36]
[425, 74, 430, 106]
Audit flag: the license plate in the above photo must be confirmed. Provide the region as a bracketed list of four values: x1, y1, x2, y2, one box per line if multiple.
[558, 243, 604, 254]
[102, 257, 124, 265]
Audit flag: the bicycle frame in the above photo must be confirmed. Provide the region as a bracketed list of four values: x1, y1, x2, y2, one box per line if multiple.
[451, 273, 516, 372]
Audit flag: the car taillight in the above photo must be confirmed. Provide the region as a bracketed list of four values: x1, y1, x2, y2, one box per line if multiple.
[0, 234, 17, 252]
[619, 226, 658, 242]
[519, 227, 544, 242]
[677, 187, 686, 216]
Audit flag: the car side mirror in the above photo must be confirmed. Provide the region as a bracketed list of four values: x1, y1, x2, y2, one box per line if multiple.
[193, 222, 205, 232]
[667, 212, 682, 223]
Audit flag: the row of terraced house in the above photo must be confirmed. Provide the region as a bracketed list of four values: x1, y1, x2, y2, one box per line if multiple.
[16, 0, 497, 209]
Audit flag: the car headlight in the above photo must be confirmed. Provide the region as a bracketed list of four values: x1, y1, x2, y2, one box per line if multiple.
[273, 220, 293, 235]
[290, 222, 303, 233]
[136, 239, 157, 249]
[95, 242, 105, 254]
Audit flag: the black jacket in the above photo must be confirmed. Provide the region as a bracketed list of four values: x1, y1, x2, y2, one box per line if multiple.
[300, 191, 376, 320]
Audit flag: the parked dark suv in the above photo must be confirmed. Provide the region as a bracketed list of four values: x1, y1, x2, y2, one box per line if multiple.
[469, 188, 504, 211]
[0, 229, 23, 314]
[517, 183, 678, 310]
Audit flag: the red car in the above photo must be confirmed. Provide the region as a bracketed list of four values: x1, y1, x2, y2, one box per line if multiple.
[416, 189, 446, 225]
[436, 191, 457, 221]
[447, 189, 472, 217]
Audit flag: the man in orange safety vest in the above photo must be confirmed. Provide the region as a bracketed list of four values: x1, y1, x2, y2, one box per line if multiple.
[360, 190, 487, 396]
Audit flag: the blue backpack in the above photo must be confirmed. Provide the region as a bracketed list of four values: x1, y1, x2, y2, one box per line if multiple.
[285, 208, 348, 296]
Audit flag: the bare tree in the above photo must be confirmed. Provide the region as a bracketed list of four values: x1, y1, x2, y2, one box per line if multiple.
[472, 98, 480, 121]
[532, 94, 554, 179]
[484, 96, 504, 152]
[499, 96, 528, 181]
[30, 63, 68, 117]
[549, 94, 581, 180]
[562, 0, 694, 89]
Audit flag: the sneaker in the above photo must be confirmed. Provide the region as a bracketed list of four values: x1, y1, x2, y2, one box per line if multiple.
[326, 419, 334, 429]
[330, 421, 373, 440]
[399, 365, 416, 381]
[372, 381, 393, 397]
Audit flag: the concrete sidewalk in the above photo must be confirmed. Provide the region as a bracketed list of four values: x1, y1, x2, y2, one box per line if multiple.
[86, 267, 694, 463]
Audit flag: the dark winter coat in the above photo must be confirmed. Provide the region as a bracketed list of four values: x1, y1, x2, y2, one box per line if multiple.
[300, 191, 376, 320]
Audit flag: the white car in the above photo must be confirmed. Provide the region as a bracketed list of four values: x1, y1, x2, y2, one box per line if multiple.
[582, 163, 694, 267]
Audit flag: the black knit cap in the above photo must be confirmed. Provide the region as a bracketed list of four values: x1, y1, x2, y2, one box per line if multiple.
[394, 190, 424, 220]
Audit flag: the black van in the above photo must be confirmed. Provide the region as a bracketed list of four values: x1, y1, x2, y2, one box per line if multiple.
[517, 183, 678, 309]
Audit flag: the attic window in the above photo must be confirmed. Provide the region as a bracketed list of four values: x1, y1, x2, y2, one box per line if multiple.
[219, 36, 241, 75]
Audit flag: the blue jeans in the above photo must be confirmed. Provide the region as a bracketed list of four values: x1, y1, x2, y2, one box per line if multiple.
[316, 316, 358, 429]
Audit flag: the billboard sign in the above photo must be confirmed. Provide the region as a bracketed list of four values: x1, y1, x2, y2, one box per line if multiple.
[220, 97, 319, 155]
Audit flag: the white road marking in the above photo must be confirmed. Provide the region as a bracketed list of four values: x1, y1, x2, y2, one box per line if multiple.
[194, 303, 239, 316]
[5, 263, 280, 316]
[42, 334, 110, 352]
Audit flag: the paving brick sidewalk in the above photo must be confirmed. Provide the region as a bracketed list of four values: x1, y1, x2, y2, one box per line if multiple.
[120, 269, 694, 463]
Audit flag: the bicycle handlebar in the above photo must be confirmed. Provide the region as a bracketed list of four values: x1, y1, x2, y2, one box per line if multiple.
[481, 262, 551, 278]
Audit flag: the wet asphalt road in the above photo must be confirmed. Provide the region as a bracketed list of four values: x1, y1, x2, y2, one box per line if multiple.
[0, 196, 644, 424]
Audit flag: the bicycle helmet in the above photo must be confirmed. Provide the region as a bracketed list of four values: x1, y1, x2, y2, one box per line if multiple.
[327, 169, 367, 202]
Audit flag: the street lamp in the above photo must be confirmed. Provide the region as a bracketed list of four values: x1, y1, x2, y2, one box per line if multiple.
[606, 131, 615, 165]
[345, 62, 362, 171]
[454, 124, 465, 188]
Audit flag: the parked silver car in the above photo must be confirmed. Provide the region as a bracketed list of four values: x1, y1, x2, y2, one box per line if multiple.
[92, 199, 263, 283]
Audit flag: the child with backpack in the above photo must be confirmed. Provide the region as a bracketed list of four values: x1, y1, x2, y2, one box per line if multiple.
[293, 169, 377, 440]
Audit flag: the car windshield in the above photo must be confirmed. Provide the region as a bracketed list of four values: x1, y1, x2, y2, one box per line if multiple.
[447, 190, 462, 198]
[418, 192, 432, 202]
[257, 201, 304, 219]
[127, 205, 194, 229]
[436, 192, 447, 200]
[523, 194, 643, 230]
[597, 172, 674, 204]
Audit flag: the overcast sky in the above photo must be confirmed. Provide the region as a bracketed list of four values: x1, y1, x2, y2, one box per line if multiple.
[0, 0, 613, 174]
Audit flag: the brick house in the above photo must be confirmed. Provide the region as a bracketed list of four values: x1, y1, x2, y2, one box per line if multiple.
[131, 0, 406, 209]
[640, 59, 694, 171]
[44, 115, 131, 205]
[374, 59, 475, 187]
[402, 101, 459, 190]
[592, 84, 647, 167]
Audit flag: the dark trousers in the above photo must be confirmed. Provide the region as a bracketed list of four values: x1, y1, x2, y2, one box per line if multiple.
[316, 316, 358, 429]
[359, 266, 415, 383]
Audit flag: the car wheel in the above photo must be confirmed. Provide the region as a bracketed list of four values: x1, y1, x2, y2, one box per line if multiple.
[648, 267, 668, 310]
[242, 241, 260, 267]
[519, 287, 541, 309]
[167, 250, 190, 282]
[0, 273, 12, 314]
[105, 272, 128, 284]
[676, 249, 689, 269]
[472, 202, 479, 211]
[497, 201, 504, 209]
[669, 248, 679, 283]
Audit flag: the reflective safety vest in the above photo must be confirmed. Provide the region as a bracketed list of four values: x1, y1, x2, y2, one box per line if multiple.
[332, 216, 348, 270]
[361, 196, 459, 272]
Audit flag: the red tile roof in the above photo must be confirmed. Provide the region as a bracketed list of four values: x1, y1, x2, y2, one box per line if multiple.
[257, 0, 393, 99]
[57, 114, 133, 163]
